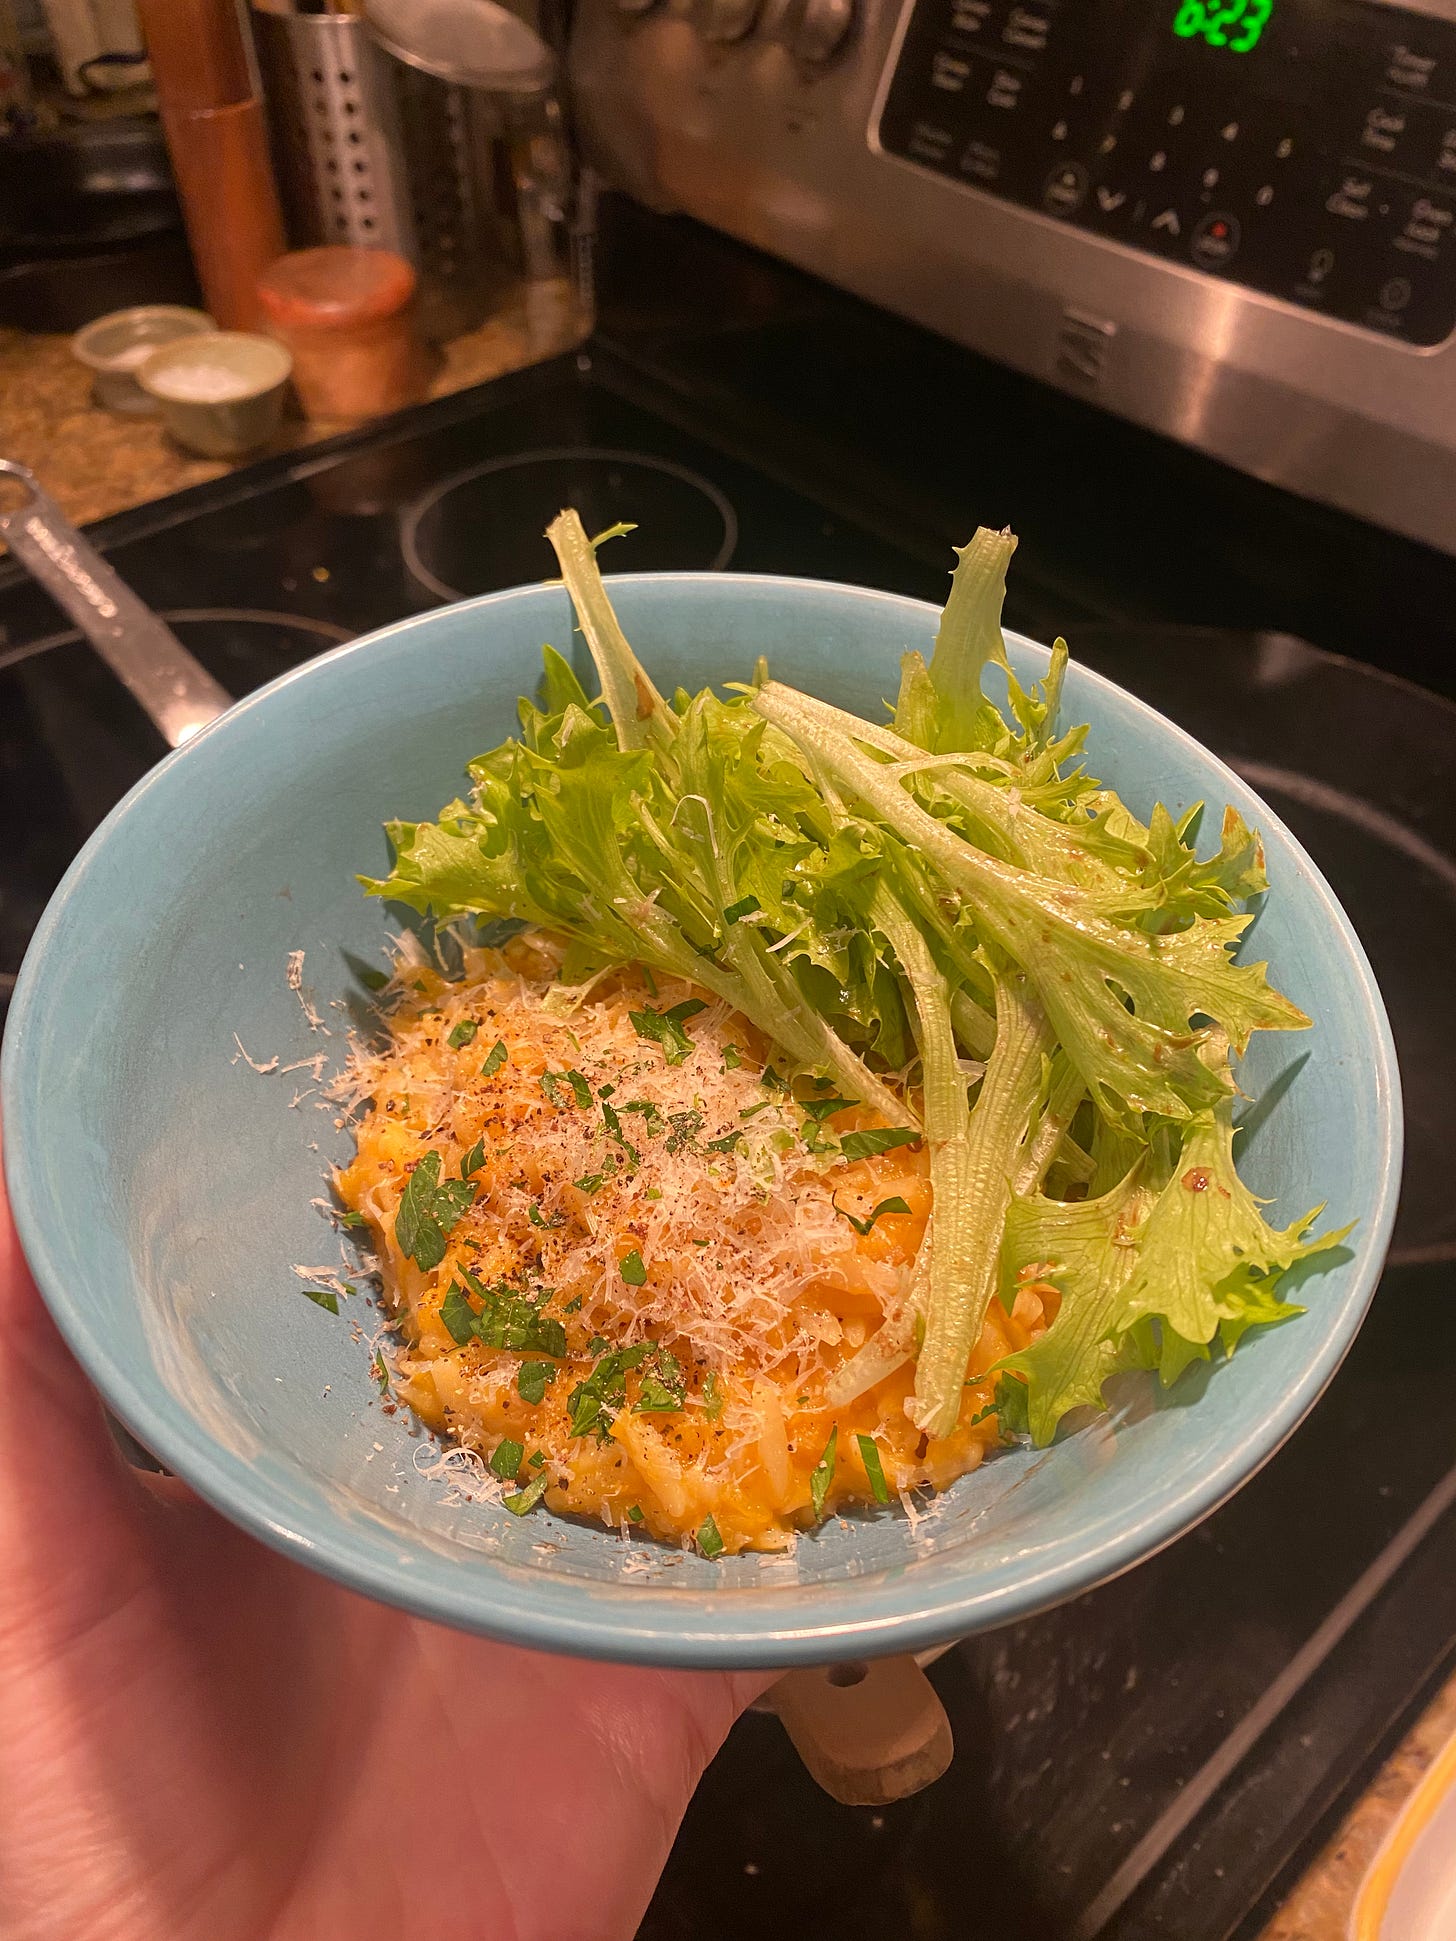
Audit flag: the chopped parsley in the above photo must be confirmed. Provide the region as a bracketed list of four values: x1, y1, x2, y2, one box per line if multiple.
[706, 1131, 741, 1155]
[566, 1344, 652, 1439]
[517, 1360, 558, 1406]
[563, 1294, 583, 1312]
[839, 1127, 922, 1162]
[833, 1193, 913, 1236]
[573, 1171, 606, 1194]
[301, 1284, 339, 1314]
[697, 1514, 726, 1559]
[503, 1473, 549, 1515]
[565, 1068, 594, 1110]
[629, 998, 707, 1065]
[490, 1438, 524, 1481]
[338, 1209, 367, 1229]
[761, 1065, 790, 1092]
[394, 1151, 476, 1271]
[621, 1098, 665, 1136]
[738, 1100, 773, 1122]
[633, 1375, 684, 1414]
[626, 1503, 645, 1524]
[702, 1370, 724, 1420]
[857, 1433, 892, 1504]
[540, 1070, 572, 1109]
[620, 1249, 648, 1285]
[527, 1203, 565, 1229]
[447, 1018, 479, 1049]
[440, 1271, 568, 1357]
[722, 1044, 742, 1070]
[722, 895, 760, 924]
[666, 1109, 703, 1154]
[460, 1136, 486, 1179]
[439, 1281, 476, 1344]
[810, 1425, 838, 1521]
[371, 1348, 390, 1395]
[800, 1095, 857, 1124]
[480, 1040, 509, 1078]
[600, 1100, 641, 1165]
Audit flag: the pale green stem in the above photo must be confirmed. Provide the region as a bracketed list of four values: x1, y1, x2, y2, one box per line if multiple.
[929, 527, 1017, 750]
[1015, 1057, 1090, 1195]
[753, 683, 1144, 897]
[718, 889, 911, 1128]
[546, 509, 672, 752]
[951, 987, 997, 1060]
[872, 887, 1050, 1435]
[916, 959, 1052, 1437]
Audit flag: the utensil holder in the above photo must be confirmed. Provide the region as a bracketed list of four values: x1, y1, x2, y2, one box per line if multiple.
[253, 8, 553, 337]
[251, 11, 417, 260]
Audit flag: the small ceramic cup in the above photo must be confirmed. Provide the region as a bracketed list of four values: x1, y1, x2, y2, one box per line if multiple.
[139, 333, 293, 459]
[71, 305, 217, 416]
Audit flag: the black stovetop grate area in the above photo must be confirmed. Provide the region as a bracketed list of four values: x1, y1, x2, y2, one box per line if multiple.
[3, 210, 1455, 1938]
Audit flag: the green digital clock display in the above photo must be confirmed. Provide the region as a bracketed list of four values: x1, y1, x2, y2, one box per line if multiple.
[1172, 0, 1272, 52]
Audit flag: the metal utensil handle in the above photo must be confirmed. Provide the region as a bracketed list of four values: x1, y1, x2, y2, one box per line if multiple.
[0, 460, 233, 748]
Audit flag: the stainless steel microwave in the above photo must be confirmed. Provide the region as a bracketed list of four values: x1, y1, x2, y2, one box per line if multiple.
[571, 0, 1456, 554]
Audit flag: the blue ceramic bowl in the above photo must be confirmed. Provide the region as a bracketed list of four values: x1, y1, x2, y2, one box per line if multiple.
[1, 575, 1401, 1668]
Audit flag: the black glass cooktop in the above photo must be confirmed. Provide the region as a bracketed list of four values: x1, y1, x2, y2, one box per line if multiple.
[4, 202, 1455, 1941]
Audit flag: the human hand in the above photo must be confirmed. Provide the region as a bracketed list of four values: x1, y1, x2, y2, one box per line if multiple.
[0, 1139, 770, 1941]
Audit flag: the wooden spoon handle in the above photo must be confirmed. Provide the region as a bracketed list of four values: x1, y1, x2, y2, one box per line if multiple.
[767, 1655, 954, 1806]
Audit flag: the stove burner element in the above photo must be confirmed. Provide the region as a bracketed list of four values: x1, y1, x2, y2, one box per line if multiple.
[1, 609, 355, 994]
[401, 448, 738, 603]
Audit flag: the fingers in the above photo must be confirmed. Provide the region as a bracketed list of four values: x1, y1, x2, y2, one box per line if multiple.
[726, 1666, 782, 1713]
[1, 1131, 114, 1425]
[0, 1126, 164, 1533]
[0, 1132, 69, 1354]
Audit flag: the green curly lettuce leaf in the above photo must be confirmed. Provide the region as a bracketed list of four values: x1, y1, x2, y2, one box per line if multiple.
[360, 509, 1340, 1444]
[999, 1101, 1350, 1443]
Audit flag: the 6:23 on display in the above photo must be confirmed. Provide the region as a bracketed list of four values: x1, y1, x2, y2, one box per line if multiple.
[1172, 0, 1272, 52]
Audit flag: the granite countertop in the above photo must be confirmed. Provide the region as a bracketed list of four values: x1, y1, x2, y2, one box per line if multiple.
[1261, 1662, 1456, 1937]
[0, 278, 588, 531]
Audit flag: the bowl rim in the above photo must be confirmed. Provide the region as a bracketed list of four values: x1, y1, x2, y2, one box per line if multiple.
[1, 572, 1403, 1666]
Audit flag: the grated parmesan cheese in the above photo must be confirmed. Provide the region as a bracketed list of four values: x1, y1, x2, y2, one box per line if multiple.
[331, 934, 1049, 1551]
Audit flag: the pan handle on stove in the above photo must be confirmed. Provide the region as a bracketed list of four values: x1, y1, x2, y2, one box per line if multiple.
[0, 460, 234, 749]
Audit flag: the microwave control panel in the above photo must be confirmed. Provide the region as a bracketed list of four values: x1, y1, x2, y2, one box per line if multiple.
[878, 0, 1456, 344]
